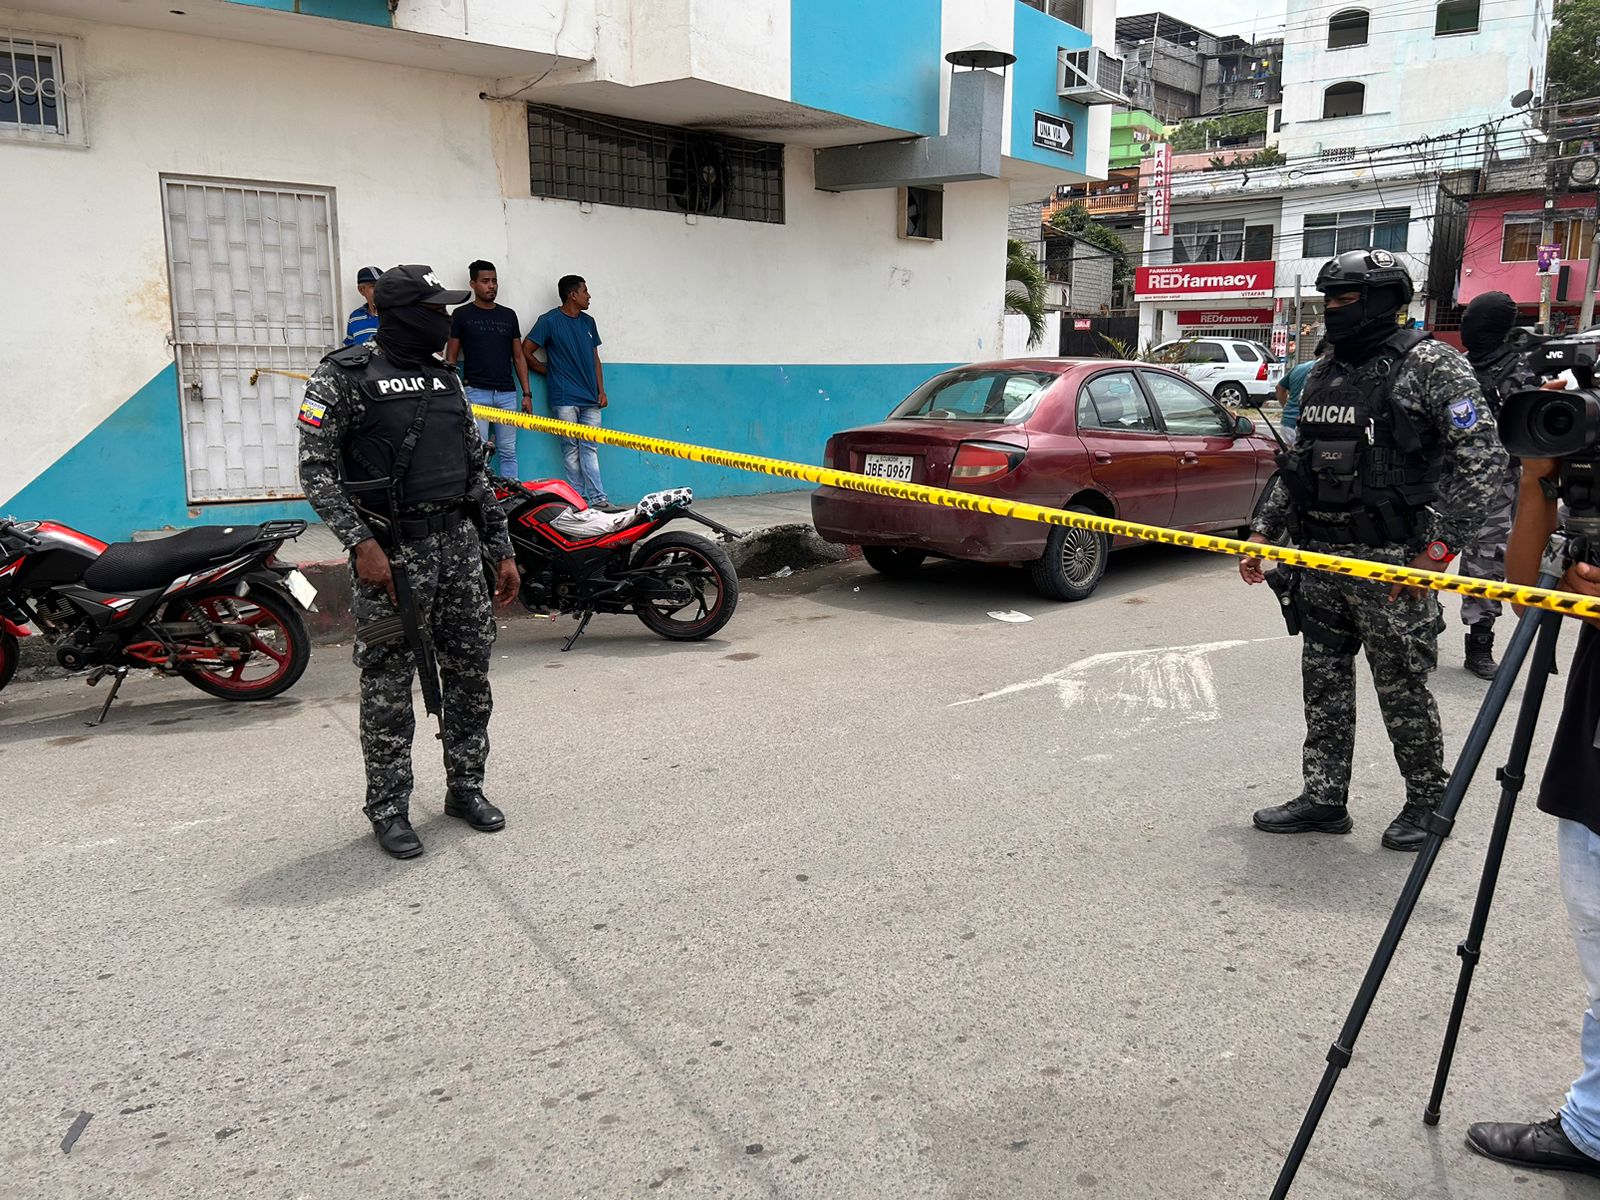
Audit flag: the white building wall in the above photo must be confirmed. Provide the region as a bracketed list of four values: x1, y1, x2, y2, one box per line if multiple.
[0, 11, 1011, 506]
[1278, 0, 1547, 161]
[391, 0, 597, 59]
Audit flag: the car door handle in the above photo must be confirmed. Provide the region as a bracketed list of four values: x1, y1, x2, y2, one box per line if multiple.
[1180, 452, 1200, 465]
[1093, 451, 1113, 464]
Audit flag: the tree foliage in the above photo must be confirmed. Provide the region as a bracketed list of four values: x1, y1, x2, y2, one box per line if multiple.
[1048, 202, 1132, 293]
[1549, 0, 1600, 102]
[1005, 238, 1048, 350]
[1169, 109, 1268, 152]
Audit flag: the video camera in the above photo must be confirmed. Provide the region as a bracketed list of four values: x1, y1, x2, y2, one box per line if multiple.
[1498, 326, 1600, 545]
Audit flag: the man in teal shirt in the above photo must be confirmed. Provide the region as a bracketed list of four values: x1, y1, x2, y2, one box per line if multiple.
[525, 275, 618, 510]
[1274, 337, 1328, 443]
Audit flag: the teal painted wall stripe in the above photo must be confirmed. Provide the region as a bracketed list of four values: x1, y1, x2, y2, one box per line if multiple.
[223, 0, 392, 28]
[1010, 0, 1090, 173]
[4, 362, 954, 542]
[790, 0, 942, 135]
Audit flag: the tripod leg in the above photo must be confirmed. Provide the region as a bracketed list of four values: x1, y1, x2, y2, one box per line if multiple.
[1270, 580, 1559, 1198]
[1423, 611, 1564, 1124]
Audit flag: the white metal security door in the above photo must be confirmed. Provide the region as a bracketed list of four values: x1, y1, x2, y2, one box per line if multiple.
[162, 177, 339, 502]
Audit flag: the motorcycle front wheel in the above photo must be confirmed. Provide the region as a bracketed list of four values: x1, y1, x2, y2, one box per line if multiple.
[632, 532, 739, 641]
[0, 629, 17, 694]
[163, 587, 311, 700]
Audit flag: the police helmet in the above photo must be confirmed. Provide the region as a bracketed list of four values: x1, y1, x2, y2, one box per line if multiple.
[1314, 248, 1414, 304]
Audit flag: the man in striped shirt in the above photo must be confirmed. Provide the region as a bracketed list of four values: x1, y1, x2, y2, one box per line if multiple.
[343, 265, 381, 346]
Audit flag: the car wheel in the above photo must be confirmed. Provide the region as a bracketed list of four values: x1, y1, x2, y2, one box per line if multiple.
[862, 546, 927, 577]
[1029, 507, 1108, 601]
[1214, 381, 1248, 405]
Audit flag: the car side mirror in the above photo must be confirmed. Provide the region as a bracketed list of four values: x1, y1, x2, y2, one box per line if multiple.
[1234, 414, 1256, 437]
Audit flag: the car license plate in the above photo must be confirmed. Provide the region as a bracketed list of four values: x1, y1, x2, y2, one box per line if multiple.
[863, 454, 915, 482]
[283, 569, 318, 611]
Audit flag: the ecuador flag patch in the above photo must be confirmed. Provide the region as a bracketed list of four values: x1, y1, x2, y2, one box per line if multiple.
[297, 398, 326, 429]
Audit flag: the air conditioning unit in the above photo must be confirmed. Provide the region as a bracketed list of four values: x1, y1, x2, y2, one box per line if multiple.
[1058, 47, 1127, 105]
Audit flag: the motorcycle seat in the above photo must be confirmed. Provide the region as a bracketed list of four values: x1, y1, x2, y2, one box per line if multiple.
[81, 525, 268, 592]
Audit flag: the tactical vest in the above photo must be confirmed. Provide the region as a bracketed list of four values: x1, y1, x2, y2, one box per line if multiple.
[1280, 329, 1440, 546]
[1469, 347, 1527, 417]
[324, 344, 472, 513]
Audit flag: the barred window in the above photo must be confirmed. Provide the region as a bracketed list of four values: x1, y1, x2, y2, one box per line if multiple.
[1303, 207, 1410, 258]
[1, 31, 86, 146]
[527, 104, 785, 225]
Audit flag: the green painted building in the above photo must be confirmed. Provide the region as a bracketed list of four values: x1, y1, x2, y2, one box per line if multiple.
[1109, 110, 1167, 169]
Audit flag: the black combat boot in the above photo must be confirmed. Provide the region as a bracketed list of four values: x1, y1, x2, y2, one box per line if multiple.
[364, 802, 423, 859]
[444, 789, 506, 832]
[1465, 624, 1499, 680]
[1253, 796, 1353, 834]
[1381, 802, 1435, 851]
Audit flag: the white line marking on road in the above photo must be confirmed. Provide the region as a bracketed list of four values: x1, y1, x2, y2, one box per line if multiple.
[952, 637, 1284, 725]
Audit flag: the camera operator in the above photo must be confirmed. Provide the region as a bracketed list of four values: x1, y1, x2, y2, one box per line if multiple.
[1464, 411, 1600, 1179]
[1457, 291, 1541, 680]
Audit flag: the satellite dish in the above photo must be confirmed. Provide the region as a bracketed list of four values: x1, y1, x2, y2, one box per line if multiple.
[1511, 89, 1535, 108]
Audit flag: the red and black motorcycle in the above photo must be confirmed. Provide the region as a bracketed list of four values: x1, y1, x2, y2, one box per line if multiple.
[0, 517, 316, 723]
[491, 477, 741, 650]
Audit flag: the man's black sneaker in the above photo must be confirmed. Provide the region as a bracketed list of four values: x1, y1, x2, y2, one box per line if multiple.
[1252, 796, 1353, 835]
[444, 789, 506, 832]
[1466, 1116, 1600, 1177]
[1465, 626, 1499, 680]
[369, 813, 423, 859]
[1381, 802, 1435, 852]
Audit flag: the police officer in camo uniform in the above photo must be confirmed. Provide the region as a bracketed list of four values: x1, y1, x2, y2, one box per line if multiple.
[1456, 290, 1538, 680]
[1239, 249, 1507, 851]
[297, 264, 521, 859]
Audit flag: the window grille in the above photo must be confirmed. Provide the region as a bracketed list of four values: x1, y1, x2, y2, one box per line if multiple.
[1303, 207, 1410, 258]
[527, 104, 784, 225]
[0, 30, 85, 146]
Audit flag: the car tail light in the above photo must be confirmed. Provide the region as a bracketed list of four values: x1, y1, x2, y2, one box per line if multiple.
[1256, 361, 1269, 381]
[951, 441, 1024, 483]
[822, 436, 839, 469]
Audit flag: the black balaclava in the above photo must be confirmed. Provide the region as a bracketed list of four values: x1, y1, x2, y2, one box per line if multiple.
[1460, 290, 1518, 367]
[1324, 281, 1407, 365]
[375, 304, 451, 367]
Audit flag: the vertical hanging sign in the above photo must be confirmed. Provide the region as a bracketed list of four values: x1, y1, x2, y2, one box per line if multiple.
[1147, 142, 1172, 236]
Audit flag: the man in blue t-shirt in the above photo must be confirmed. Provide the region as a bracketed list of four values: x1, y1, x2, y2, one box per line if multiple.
[446, 260, 531, 479]
[1272, 337, 1328, 444]
[343, 265, 381, 346]
[524, 275, 618, 510]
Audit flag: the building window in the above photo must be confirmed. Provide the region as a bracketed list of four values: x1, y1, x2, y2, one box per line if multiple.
[1500, 211, 1595, 263]
[1020, 0, 1086, 26]
[1435, 0, 1480, 35]
[900, 187, 944, 242]
[1172, 219, 1275, 264]
[1327, 9, 1370, 48]
[1243, 224, 1273, 260]
[0, 32, 85, 146]
[1303, 207, 1411, 258]
[527, 104, 785, 224]
[1322, 81, 1366, 119]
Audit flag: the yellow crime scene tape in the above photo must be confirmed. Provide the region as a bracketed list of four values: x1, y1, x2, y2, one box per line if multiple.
[248, 367, 1600, 619]
[475, 405, 1600, 621]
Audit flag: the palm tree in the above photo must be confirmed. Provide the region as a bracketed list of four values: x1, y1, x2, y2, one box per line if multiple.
[1005, 238, 1048, 350]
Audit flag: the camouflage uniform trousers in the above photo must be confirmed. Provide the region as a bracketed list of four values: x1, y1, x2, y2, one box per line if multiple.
[350, 524, 497, 820]
[1459, 460, 1521, 628]
[1298, 558, 1449, 810]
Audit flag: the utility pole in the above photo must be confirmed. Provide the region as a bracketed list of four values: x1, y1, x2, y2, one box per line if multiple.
[1293, 276, 1303, 364]
[1539, 193, 1556, 331]
[1582, 192, 1600, 329]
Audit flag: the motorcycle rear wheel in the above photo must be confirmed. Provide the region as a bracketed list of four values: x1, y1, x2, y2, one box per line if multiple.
[0, 630, 17, 694]
[632, 532, 739, 641]
[164, 587, 310, 701]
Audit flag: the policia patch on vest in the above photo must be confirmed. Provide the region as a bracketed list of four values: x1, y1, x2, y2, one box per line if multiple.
[1449, 397, 1479, 430]
[298, 398, 327, 429]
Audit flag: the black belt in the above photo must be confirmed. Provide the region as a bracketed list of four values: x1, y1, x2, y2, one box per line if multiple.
[1295, 507, 1422, 547]
[394, 507, 464, 542]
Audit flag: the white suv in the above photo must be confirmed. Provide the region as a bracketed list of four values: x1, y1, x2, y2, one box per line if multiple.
[1150, 337, 1277, 405]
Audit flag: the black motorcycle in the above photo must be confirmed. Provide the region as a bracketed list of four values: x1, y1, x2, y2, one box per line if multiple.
[0, 517, 315, 723]
[490, 477, 741, 651]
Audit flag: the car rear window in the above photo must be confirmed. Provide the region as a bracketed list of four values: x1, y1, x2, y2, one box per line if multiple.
[891, 369, 1055, 423]
[1231, 342, 1264, 362]
[1181, 341, 1228, 364]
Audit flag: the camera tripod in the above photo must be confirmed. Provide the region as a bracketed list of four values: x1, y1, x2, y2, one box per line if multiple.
[1270, 529, 1583, 1197]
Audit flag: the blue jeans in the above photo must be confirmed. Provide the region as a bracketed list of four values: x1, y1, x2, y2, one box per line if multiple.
[553, 404, 606, 504]
[1561, 818, 1600, 1159]
[467, 387, 521, 480]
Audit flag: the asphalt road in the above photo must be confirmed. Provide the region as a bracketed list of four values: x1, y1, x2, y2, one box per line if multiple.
[3, 544, 1598, 1199]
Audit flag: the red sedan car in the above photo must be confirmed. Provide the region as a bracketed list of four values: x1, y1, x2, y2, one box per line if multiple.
[812, 358, 1280, 600]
